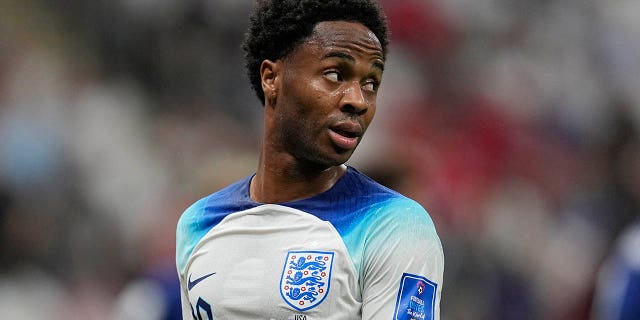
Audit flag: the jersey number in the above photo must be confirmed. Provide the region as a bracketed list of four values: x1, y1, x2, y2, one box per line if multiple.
[190, 297, 213, 320]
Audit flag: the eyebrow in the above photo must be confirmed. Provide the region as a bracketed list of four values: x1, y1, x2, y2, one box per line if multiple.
[322, 51, 385, 72]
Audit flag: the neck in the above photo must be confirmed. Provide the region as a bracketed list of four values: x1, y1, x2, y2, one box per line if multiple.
[250, 150, 346, 203]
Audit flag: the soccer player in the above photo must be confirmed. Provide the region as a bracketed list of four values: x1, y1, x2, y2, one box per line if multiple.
[176, 0, 444, 319]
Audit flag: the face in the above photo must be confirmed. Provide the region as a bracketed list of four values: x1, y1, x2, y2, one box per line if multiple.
[263, 21, 385, 167]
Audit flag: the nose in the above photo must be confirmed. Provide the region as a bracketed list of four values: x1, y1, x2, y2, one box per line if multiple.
[340, 81, 368, 115]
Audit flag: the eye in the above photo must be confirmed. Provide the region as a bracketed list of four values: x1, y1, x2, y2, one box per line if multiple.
[324, 71, 342, 82]
[362, 80, 379, 93]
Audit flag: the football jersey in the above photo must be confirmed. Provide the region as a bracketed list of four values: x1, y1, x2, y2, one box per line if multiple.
[176, 166, 444, 320]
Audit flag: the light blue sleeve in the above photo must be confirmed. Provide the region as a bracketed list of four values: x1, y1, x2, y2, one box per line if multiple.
[176, 197, 210, 276]
[359, 198, 444, 320]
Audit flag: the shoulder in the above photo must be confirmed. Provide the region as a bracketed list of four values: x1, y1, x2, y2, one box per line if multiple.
[347, 167, 435, 228]
[367, 196, 440, 248]
[176, 175, 254, 274]
[338, 167, 440, 247]
[177, 176, 251, 229]
[354, 171, 444, 318]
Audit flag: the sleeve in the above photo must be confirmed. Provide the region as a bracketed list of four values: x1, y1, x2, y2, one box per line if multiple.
[177, 223, 194, 319]
[360, 199, 444, 320]
[179, 279, 194, 319]
[176, 204, 197, 320]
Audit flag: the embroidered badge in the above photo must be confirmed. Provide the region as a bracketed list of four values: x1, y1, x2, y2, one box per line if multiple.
[393, 273, 437, 320]
[279, 250, 334, 311]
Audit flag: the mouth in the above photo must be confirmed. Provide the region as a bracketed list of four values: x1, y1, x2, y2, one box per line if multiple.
[330, 121, 362, 137]
[331, 128, 358, 138]
[328, 122, 362, 150]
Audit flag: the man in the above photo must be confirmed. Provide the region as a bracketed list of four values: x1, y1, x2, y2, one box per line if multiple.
[176, 0, 444, 319]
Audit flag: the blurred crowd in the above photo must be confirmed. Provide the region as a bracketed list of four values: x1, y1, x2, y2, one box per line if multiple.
[1, 0, 638, 319]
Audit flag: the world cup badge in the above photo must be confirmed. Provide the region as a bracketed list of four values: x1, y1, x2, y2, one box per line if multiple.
[279, 250, 335, 311]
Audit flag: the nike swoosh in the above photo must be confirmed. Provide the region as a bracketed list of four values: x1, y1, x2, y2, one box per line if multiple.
[188, 272, 216, 291]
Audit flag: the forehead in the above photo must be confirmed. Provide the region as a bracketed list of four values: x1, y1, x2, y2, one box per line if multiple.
[296, 21, 384, 60]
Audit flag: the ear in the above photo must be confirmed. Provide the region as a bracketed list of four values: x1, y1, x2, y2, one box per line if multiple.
[260, 59, 280, 107]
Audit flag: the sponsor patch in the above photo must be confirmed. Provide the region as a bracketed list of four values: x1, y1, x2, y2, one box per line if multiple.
[393, 273, 437, 320]
[279, 251, 334, 311]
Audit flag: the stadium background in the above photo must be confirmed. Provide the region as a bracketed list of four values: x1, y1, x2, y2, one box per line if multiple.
[1, 0, 639, 319]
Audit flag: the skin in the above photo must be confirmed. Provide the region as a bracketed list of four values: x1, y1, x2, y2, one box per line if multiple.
[250, 20, 385, 203]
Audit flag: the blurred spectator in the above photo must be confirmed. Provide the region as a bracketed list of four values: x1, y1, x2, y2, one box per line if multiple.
[592, 129, 640, 320]
[593, 220, 640, 320]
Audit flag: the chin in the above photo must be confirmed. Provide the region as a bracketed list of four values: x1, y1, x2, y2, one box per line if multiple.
[325, 150, 355, 167]
[294, 143, 356, 168]
[300, 151, 352, 169]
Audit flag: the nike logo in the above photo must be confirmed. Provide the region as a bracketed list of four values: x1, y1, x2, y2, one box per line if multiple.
[188, 272, 216, 291]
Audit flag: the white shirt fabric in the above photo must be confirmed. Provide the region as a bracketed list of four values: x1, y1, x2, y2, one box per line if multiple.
[176, 166, 444, 320]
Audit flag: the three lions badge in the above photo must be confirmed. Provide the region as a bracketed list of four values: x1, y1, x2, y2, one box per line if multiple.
[280, 251, 334, 311]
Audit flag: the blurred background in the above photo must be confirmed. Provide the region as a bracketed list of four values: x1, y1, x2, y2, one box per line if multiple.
[1, 0, 639, 319]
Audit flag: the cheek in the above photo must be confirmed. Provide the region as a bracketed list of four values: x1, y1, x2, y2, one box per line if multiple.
[308, 81, 335, 109]
[295, 85, 335, 121]
[363, 103, 376, 128]
[281, 77, 345, 124]
[288, 80, 322, 111]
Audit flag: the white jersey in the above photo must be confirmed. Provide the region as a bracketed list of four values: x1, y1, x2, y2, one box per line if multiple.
[176, 166, 444, 320]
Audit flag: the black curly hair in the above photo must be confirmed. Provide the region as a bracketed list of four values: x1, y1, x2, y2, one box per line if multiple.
[242, 0, 389, 104]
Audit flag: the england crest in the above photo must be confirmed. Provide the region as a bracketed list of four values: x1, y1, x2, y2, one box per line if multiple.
[279, 250, 334, 311]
